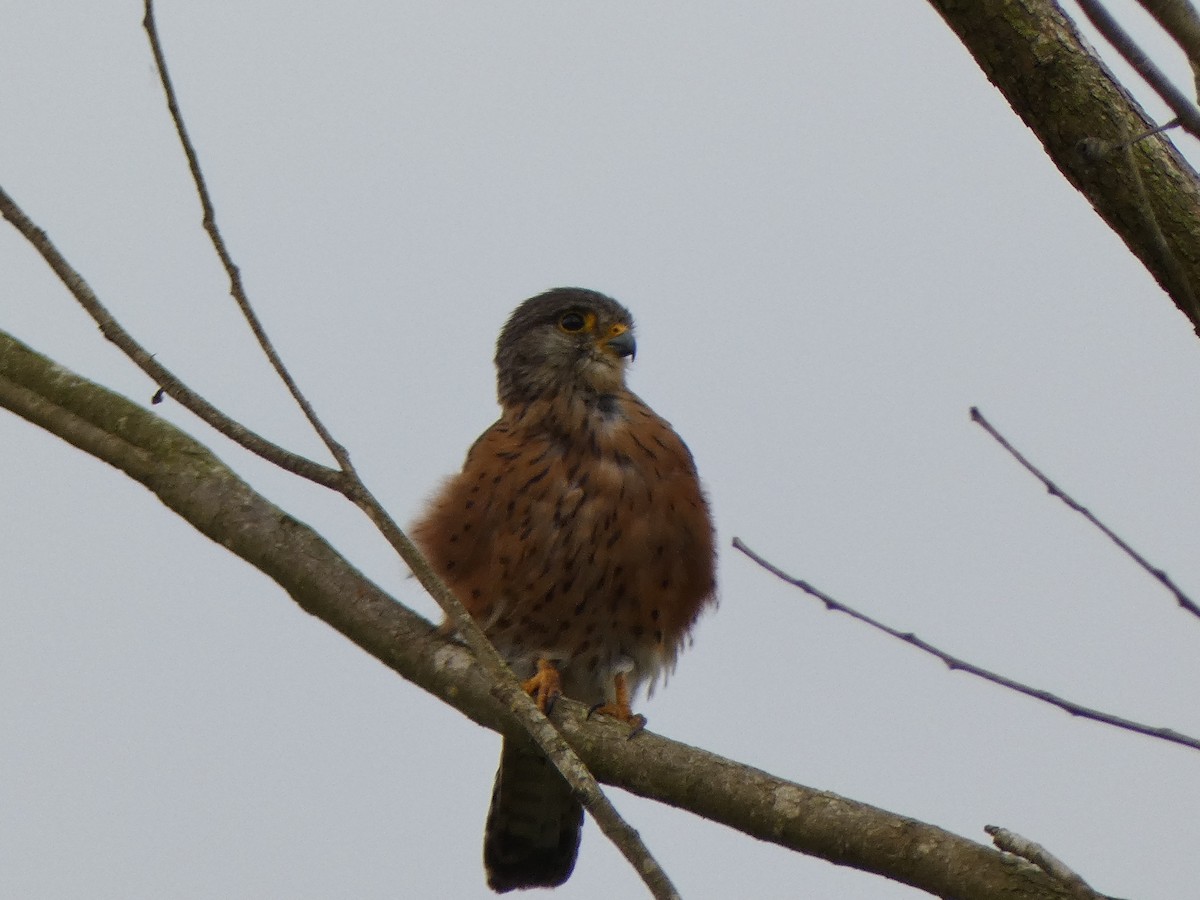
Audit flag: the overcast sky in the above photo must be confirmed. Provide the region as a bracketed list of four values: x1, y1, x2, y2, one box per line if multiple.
[4, 2, 1200, 898]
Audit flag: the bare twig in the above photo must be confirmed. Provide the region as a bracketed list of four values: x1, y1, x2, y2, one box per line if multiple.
[971, 406, 1200, 620]
[1133, 0, 1200, 97]
[0, 184, 346, 491]
[1073, 0, 1200, 140]
[137, 5, 680, 894]
[137, 0, 497, 684]
[1071, 5, 1200, 319]
[732, 537, 1200, 753]
[986, 826, 1107, 898]
[1095, 117, 1182, 152]
[141, 0, 353, 473]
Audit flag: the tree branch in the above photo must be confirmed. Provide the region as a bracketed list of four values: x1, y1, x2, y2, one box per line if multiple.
[971, 406, 1200, 619]
[732, 537, 1200, 753]
[138, 4, 676, 888]
[924, 0, 1200, 330]
[0, 183, 346, 490]
[141, 0, 353, 472]
[0, 327, 1082, 899]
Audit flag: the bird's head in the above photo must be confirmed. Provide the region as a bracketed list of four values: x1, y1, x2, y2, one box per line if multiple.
[495, 287, 637, 407]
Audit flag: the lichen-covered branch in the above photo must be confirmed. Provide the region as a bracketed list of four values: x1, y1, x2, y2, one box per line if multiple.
[925, 0, 1200, 330]
[0, 327, 1079, 899]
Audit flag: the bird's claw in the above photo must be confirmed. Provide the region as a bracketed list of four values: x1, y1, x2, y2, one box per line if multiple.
[586, 672, 646, 737]
[521, 658, 562, 715]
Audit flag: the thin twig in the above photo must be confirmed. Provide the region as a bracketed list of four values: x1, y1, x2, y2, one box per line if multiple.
[1107, 116, 1181, 150]
[732, 537, 1200, 753]
[0, 185, 346, 490]
[1081, 116, 1200, 331]
[142, 0, 353, 473]
[1120, 135, 1200, 318]
[1074, 0, 1200, 140]
[985, 826, 1109, 899]
[133, 6, 679, 895]
[1133, 0, 1200, 97]
[971, 406, 1200, 620]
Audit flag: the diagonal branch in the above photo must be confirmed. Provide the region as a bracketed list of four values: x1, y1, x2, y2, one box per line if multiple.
[0, 327, 1083, 900]
[0, 183, 346, 491]
[135, 3, 673, 892]
[924, 0, 1200, 330]
[141, 0, 352, 473]
[971, 406, 1200, 620]
[732, 537, 1200, 753]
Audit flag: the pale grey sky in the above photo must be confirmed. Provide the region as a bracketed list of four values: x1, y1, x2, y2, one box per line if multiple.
[4, 3, 1200, 898]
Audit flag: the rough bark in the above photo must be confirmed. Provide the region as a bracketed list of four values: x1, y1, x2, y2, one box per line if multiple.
[0, 327, 1082, 899]
[926, 0, 1200, 331]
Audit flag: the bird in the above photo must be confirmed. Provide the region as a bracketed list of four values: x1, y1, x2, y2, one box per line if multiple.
[412, 287, 716, 892]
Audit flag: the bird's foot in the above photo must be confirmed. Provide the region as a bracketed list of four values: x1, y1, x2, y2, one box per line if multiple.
[521, 658, 563, 715]
[586, 673, 647, 736]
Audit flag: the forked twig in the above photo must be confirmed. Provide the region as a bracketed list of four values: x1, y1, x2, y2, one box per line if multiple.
[0, 185, 345, 491]
[971, 406, 1200, 620]
[138, 4, 677, 895]
[732, 537, 1200, 753]
[142, 1, 353, 473]
[1070, 5, 1200, 317]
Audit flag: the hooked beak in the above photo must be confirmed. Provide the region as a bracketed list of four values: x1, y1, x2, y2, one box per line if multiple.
[603, 329, 636, 360]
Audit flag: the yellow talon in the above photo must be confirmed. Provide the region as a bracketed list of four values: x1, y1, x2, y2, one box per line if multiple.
[521, 658, 563, 714]
[587, 673, 647, 735]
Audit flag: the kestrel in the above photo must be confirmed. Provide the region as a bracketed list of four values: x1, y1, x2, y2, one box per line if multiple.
[413, 287, 716, 892]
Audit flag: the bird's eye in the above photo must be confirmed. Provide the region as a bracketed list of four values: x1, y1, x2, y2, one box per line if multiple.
[559, 312, 587, 333]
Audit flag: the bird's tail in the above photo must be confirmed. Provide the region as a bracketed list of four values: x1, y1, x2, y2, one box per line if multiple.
[484, 737, 583, 893]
